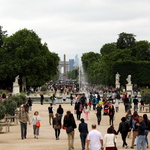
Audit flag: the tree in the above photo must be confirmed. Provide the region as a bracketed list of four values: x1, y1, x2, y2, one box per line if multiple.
[135, 41, 150, 61]
[1, 28, 60, 89]
[117, 32, 136, 49]
[0, 26, 7, 48]
[100, 43, 116, 56]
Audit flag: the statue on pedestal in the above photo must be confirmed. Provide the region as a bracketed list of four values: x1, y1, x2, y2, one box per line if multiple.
[126, 75, 132, 84]
[15, 75, 19, 84]
[115, 72, 120, 84]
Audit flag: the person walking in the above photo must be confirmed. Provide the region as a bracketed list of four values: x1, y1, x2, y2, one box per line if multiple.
[143, 114, 150, 148]
[130, 111, 139, 149]
[75, 102, 83, 120]
[63, 111, 77, 150]
[96, 104, 103, 125]
[125, 109, 132, 138]
[57, 104, 64, 121]
[70, 93, 74, 106]
[48, 103, 54, 125]
[30, 111, 41, 139]
[50, 94, 56, 105]
[133, 96, 139, 112]
[18, 107, 30, 140]
[104, 127, 116, 150]
[136, 116, 146, 150]
[117, 117, 129, 148]
[108, 102, 115, 125]
[84, 103, 90, 120]
[53, 113, 61, 140]
[92, 96, 97, 110]
[40, 94, 44, 105]
[114, 98, 119, 112]
[28, 97, 32, 111]
[62, 93, 67, 103]
[87, 124, 104, 150]
[78, 118, 89, 150]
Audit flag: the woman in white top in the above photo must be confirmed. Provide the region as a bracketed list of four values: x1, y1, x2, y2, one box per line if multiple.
[30, 111, 41, 139]
[104, 127, 116, 150]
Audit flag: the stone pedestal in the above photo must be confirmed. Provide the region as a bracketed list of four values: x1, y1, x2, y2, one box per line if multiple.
[12, 82, 20, 95]
[126, 84, 133, 95]
[115, 83, 120, 89]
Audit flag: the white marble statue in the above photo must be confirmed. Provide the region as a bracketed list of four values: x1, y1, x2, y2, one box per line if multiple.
[14, 75, 19, 84]
[115, 72, 120, 84]
[126, 75, 132, 84]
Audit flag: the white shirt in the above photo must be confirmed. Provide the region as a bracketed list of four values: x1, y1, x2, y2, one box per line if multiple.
[104, 133, 116, 148]
[115, 99, 119, 107]
[30, 115, 41, 125]
[87, 129, 103, 150]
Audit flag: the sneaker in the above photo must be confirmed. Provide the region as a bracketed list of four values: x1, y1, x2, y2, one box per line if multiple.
[130, 146, 134, 149]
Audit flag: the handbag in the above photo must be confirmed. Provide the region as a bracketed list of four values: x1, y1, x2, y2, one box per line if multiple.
[66, 126, 74, 134]
[36, 121, 40, 127]
[62, 125, 67, 129]
[54, 125, 61, 129]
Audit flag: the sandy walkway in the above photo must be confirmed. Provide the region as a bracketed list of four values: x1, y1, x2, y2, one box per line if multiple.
[0, 103, 150, 150]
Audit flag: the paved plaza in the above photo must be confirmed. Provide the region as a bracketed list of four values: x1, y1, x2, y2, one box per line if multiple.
[0, 102, 150, 150]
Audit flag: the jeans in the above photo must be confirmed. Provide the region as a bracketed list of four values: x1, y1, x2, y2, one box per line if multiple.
[33, 125, 39, 135]
[80, 133, 87, 149]
[109, 115, 114, 125]
[55, 129, 60, 139]
[121, 131, 128, 147]
[20, 122, 27, 139]
[145, 130, 149, 145]
[96, 114, 101, 125]
[134, 105, 138, 111]
[137, 135, 146, 150]
[77, 112, 81, 120]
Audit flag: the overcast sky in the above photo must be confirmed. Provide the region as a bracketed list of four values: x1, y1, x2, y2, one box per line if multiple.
[1, 0, 150, 60]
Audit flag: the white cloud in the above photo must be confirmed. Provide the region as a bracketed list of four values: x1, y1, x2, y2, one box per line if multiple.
[1, 0, 150, 60]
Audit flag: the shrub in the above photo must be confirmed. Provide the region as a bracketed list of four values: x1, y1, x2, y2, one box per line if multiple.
[3, 99, 17, 115]
[142, 92, 150, 104]
[9, 95, 27, 107]
[41, 85, 48, 91]
[0, 103, 6, 120]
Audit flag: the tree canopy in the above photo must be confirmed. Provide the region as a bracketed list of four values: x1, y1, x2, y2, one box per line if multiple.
[82, 32, 150, 87]
[0, 27, 60, 90]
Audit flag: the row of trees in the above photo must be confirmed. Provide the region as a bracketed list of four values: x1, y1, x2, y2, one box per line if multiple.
[0, 26, 60, 90]
[82, 32, 150, 86]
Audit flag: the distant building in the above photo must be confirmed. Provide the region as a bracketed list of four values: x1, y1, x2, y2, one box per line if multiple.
[69, 59, 74, 71]
[74, 54, 79, 67]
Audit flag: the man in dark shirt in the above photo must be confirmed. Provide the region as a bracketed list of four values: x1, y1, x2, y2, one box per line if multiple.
[133, 96, 138, 111]
[48, 103, 54, 125]
[78, 118, 88, 150]
[96, 104, 103, 125]
[136, 116, 146, 150]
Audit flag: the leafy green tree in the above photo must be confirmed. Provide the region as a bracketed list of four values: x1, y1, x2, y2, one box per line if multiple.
[135, 41, 150, 61]
[100, 43, 116, 56]
[117, 32, 136, 49]
[0, 26, 7, 48]
[68, 69, 78, 80]
[1, 28, 59, 89]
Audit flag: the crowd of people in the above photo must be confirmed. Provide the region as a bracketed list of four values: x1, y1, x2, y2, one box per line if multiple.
[17, 91, 150, 150]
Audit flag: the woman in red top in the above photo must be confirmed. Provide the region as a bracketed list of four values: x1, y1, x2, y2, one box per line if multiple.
[108, 102, 115, 125]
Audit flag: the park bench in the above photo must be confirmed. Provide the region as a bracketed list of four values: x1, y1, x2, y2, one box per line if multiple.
[0, 120, 11, 132]
[143, 105, 150, 113]
[5, 115, 19, 125]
